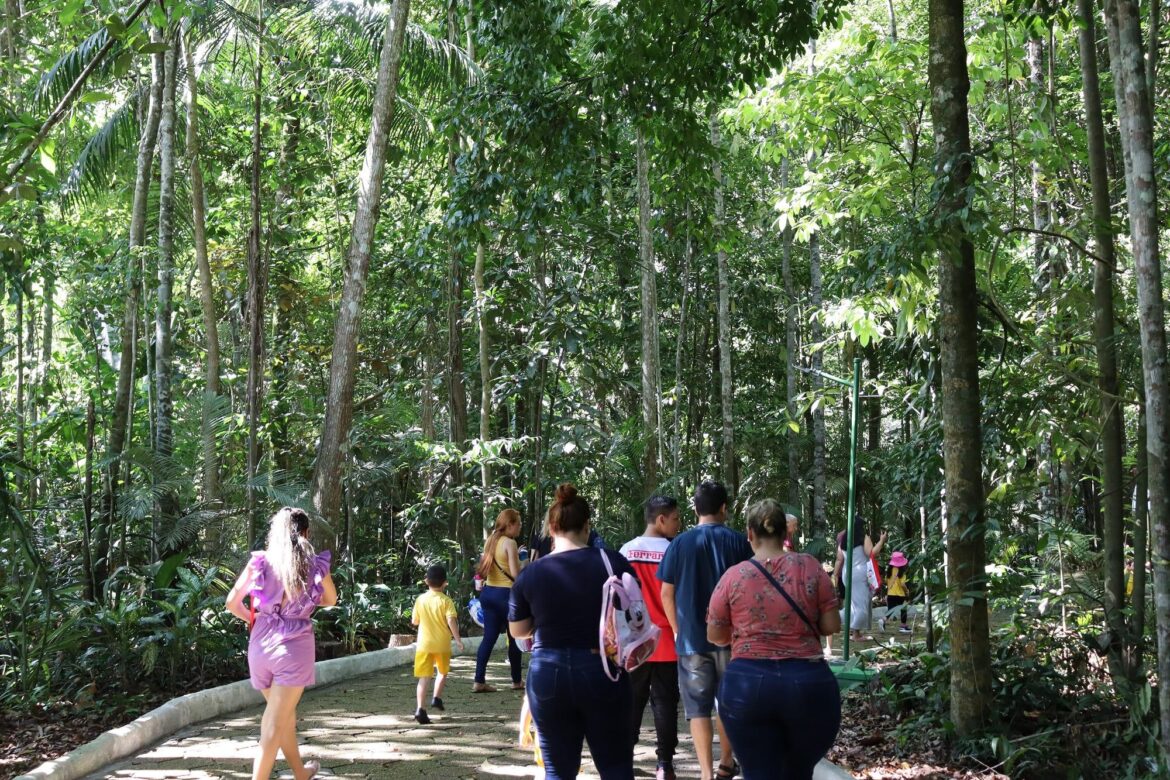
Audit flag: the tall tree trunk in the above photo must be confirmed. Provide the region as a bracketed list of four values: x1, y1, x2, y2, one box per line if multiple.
[1077, 0, 1131, 687]
[271, 111, 302, 474]
[636, 125, 660, 496]
[2, 0, 18, 63]
[446, 2, 470, 556]
[1134, 398, 1150, 660]
[1029, 26, 1060, 527]
[809, 235, 827, 534]
[464, 0, 492, 496]
[154, 35, 180, 557]
[184, 22, 221, 508]
[673, 204, 693, 476]
[24, 288, 34, 508]
[711, 114, 737, 496]
[311, 0, 411, 529]
[866, 343, 881, 452]
[245, 3, 266, 546]
[929, 0, 994, 734]
[1149, 0, 1161, 101]
[422, 313, 438, 442]
[806, 28, 828, 539]
[781, 159, 801, 512]
[32, 262, 54, 509]
[1102, 0, 1170, 753]
[83, 397, 96, 600]
[15, 280, 24, 502]
[99, 36, 164, 588]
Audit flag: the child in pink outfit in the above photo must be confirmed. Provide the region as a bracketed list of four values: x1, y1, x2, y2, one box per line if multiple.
[226, 507, 337, 780]
[247, 547, 333, 690]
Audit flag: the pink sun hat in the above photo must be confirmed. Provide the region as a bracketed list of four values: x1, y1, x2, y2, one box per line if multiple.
[890, 551, 909, 568]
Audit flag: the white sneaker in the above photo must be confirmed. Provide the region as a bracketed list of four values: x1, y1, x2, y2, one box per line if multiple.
[878, 618, 886, 632]
[899, 625, 911, 633]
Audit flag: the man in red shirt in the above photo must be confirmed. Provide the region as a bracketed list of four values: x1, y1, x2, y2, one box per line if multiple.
[620, 496, 682, 780]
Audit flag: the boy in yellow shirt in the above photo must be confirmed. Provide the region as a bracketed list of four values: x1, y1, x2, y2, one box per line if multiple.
[411, 564, 464, 724]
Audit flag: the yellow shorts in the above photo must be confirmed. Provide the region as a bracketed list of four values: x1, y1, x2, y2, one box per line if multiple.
[414, 651, 451, 678]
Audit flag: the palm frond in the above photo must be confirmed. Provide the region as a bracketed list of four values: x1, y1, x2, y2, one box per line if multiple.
[36, 29, 127, 108]
[116, 446, 190, 523]
[390, 93, 436, 153]
[60, 90, 142, 206]
[222, 468, 310, 510]
[157, 509, 215, 552]
[288, 2, 479, 91]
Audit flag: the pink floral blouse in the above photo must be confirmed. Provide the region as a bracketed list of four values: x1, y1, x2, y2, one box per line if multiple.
[707, 553, 837, 660]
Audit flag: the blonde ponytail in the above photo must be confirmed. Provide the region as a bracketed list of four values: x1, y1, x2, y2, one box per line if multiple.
[266, 507, 315, 598]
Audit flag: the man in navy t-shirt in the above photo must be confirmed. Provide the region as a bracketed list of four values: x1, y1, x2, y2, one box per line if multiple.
[658, 481, 752, 780]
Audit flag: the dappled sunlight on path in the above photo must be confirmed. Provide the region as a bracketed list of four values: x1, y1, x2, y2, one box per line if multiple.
[85, 653, 702, 779]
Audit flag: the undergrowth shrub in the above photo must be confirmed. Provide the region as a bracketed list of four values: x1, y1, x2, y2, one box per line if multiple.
[868, 603, 1161, 778]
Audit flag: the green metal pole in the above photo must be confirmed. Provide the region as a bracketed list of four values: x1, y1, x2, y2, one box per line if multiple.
[841, 357, 862, 662]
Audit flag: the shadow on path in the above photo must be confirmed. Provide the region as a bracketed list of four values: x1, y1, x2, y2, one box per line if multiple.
[86, 653, 702, 779]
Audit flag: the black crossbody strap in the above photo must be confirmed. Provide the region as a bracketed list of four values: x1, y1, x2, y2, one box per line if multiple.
[747, 559, 820, 638]
[494, 558, 514, 582]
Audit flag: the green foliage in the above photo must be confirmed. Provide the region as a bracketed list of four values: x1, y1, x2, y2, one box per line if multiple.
[0, 0, 1165, 774]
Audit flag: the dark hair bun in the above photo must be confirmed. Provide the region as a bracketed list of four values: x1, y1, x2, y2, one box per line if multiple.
[555, 483, 578, 504]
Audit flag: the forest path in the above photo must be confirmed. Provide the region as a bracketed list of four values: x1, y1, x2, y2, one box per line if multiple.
[84, 652, 698, 780]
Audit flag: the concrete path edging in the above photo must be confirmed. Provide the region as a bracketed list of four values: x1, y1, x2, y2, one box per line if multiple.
[815, 758, 855, 779]
[18, 636, 853, 780]
[14, 638, 483, 780]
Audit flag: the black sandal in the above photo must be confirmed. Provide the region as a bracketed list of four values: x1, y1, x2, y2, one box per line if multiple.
[715, 761, 739, 779]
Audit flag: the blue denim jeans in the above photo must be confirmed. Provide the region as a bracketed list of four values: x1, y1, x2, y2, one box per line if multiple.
[527, 648, 634, 779]
[717, 658, 841, 780]
[474, 585, 522, 684]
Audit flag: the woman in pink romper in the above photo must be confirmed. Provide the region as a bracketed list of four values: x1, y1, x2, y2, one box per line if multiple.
[226, 507, 337, 780]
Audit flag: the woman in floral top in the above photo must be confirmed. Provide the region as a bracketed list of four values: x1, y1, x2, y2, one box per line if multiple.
[706, 499, 841, 779]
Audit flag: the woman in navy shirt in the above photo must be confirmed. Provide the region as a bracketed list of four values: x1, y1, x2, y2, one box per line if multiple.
[509, 483, 638, 780]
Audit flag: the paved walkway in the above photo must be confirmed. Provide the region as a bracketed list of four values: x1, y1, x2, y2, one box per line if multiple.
[85, 653, 700, 780]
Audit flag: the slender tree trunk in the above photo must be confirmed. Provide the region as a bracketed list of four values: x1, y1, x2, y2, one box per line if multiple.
[1077, 0, 1131, 687]
[781, 159, 801, 512]
[422, 313, 437, 442]
[15, 282, 24, 500]
[1103, 0, 1170, 753]
[271, 111, 302, 474]
[810, 235, 827, 533]
[83, 397, 96, 600]
[1029, 26, 1061, 527]
[806, 28, 828, 538]
[929, 0, 994, 734]
[245, 3, 266, 546]
[311, 0, 411, 529]
[446, 2, 470, 557]
[673, 204, 693, 476]
[2, 0, 18, 63]
[464, 0, 492, 496]
[1149, 0, 1161, 101]
[636, 125, 660, 496]
[33, 264, 54, 508]
[711, 114, 737, 496]
[184, 22, 221, 508]
[154, 36, 180, 557]
[1135, 399, 1150, 660]
[99, 36, 164, 588]
[24, 289, 34, 508]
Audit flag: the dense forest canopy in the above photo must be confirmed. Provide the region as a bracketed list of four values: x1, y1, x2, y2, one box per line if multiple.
[0, 0, 1168, 775]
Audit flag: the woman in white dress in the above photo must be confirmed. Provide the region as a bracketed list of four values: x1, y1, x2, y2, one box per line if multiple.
[832, 519, 886, 641]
